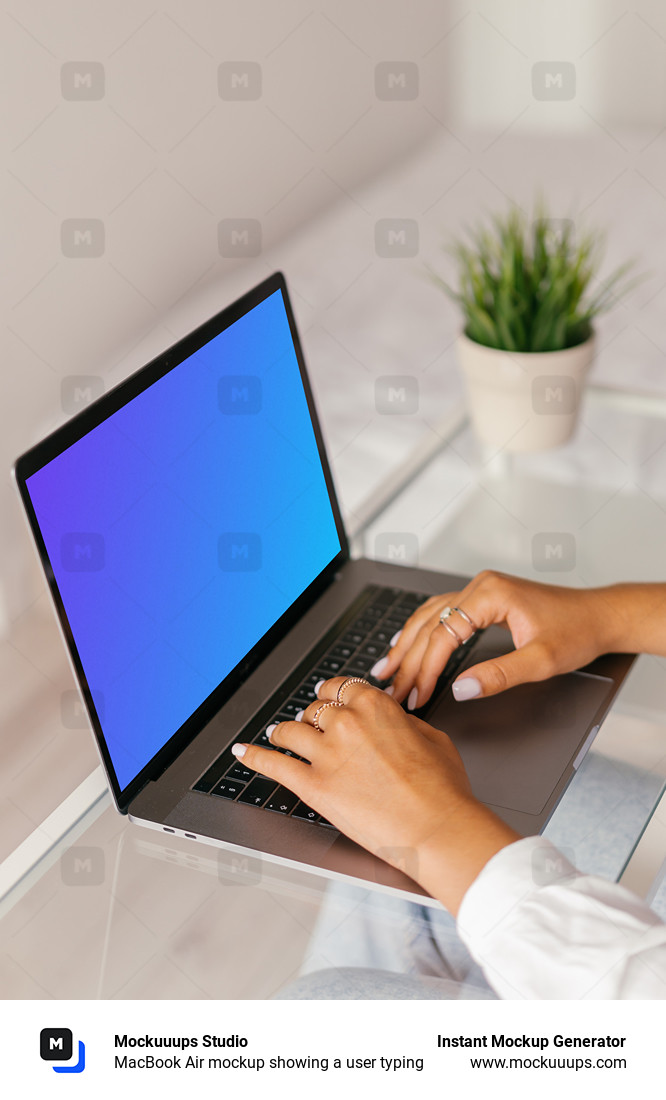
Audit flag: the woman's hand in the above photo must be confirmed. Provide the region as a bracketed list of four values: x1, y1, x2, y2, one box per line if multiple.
[371, 570, 620, 710]
[232, 678, 519, 915]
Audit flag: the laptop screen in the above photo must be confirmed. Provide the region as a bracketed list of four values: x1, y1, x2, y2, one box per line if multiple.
[22, 285, 342, 798]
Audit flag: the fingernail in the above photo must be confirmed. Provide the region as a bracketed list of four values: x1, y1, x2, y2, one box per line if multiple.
[231, 743, 247, 758]
[314, 679, 325, 695]
[295, 709, 304, 722]
[266, 723, 278, 739]
[370, 656, 389, 679]
[384, 685, 395, 697]
[452, 676, 482, 701]
[407, 687, 418, 711]
[390, 630, 402, 647]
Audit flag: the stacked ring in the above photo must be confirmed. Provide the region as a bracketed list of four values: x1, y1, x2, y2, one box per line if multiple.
[438, 606, 463, 645]
[453, 605, 477, 630]
[453, 605, 478, 643]
[438, 605, 478, 646]
[336, 676, 369, 704]
[311, 700, 344, 731]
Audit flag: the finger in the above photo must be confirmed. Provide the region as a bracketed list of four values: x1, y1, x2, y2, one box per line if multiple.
[378, 596, 448, 670]
[373, 594, 458, 680]
[232, 741, 313, 791]
[403, 574, 513, 705]
[411, 625, 463, 708]
[376, 574, 492, 685]
[267, 718, 321, 759]
[390, 614, 445, 705]
[452, 640, 554, 701]
[312, 676, 377, 706]
[311, 675, 358, 699]
[390, 571, 512, 706]
[446, 571, 513, 635]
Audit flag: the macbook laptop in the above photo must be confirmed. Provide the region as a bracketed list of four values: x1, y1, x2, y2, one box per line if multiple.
[13, 272, 634, 906]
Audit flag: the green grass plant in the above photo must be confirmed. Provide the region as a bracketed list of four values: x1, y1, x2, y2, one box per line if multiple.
[429, 205, 636, 353]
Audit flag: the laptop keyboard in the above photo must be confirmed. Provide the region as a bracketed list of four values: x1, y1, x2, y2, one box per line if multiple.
[191, 584, 473, 830]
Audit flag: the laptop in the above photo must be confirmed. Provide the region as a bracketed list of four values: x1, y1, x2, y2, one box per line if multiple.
[13, 272, 634, 906]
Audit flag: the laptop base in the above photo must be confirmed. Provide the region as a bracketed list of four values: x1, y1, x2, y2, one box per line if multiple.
[128, 557, 634, 905]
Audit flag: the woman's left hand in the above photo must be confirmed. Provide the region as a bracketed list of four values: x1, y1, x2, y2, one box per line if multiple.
[232, 678, 519, 914]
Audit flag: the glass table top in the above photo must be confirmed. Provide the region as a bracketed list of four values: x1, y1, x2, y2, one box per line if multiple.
[1, 385, 665, 997]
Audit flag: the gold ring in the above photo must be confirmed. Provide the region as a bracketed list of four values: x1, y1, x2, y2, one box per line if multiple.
[312, 700, 344, 731]
[336, 676, 369, 704]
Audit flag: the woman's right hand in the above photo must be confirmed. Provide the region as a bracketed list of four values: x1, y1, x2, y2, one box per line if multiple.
[371, 570, 618, 710]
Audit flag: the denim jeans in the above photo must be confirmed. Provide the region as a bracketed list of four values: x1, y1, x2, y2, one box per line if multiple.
[276, 751, 665, 999]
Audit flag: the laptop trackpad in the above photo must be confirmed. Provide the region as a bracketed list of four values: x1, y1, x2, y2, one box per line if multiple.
[424, 667, 613, 815]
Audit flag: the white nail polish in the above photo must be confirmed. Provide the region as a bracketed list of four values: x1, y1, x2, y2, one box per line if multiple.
[390, 630, 402, 647]
[295, 709, 304, 722]
[266, 723, 278, 739]
[384, 685, 395, 697]
[314, 679, 325, 695]
[231, 743, 246, 758]
[407, 687, 418, 711]
[452, 676, 482, 702]
[370, 656, 389, 679]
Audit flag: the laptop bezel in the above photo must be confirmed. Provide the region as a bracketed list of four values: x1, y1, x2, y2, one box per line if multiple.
[13, 272, 349, 812]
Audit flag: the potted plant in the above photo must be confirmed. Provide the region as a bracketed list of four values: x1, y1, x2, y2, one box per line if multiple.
[429, 206, 635, 452]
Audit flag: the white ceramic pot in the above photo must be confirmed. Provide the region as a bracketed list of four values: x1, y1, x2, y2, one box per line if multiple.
[456, 331, 595, 453]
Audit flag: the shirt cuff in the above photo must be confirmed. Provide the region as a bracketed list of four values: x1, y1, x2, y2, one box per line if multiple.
[456, 835, 579, 945]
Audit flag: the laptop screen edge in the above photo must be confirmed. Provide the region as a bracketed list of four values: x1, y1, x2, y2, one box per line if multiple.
[13, 272, 350, 812]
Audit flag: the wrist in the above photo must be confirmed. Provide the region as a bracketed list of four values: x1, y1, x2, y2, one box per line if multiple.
[581, 586, 623, 654]
[414, 796, 520, 917]
[587, 583, 645, 654]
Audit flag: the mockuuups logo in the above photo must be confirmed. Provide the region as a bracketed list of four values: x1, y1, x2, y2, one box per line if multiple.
[40, 1028, 86, 1073]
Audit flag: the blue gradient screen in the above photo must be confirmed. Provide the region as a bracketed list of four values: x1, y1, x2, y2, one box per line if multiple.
[25, 290, 341, 793]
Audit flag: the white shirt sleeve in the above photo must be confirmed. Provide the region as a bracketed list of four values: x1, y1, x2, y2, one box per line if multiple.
[456, 836, 666, 999]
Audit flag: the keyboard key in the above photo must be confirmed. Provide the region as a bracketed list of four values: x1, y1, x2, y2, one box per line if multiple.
[238, 777, 278, 807]
[252, 713, 293, 748]
[211, 779, 246, 800]
[330, 643, 355, 660]
[304, 669, 329, 688]
[372, 587, 402, 606]
[397, 593, 425, 610]
[295, 682, 318, 704]
[291, 802, 319, 822]
[343, 655, 373, 674]
[192, 748, 235, 793]
[341, 631, 364, 647]
[281, 699, 305, 719]
[370, 627, 393, 645]
[253, 729, 274, 748]
[364, 605, 385, 619]
[382, 616, 405, 632]
[265, 787, 299, 814]
[319, 656, 345, 673]
[360, 641, 384, 659]
[351, 618, 375, 633]
[227, 762, 255, 783]
[254, 718, 290, 746]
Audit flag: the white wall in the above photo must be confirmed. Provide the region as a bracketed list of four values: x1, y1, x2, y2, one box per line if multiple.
[449, 0, 666, 135]
[4, 0, 666, 629]
[1, 0, 457, 625]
